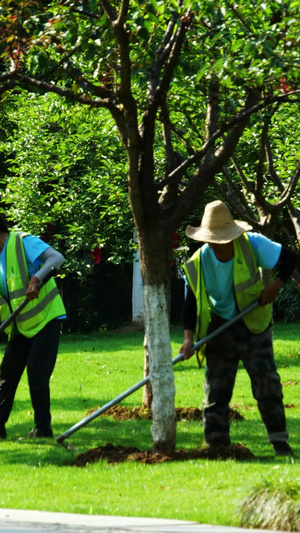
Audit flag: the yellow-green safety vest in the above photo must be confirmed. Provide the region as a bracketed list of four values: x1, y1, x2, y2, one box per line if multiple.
[183, 233, 272, 363]
[0, 231, 66, 339]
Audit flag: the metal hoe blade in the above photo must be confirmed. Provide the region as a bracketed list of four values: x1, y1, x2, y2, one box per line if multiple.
[56, 300, 259, 444]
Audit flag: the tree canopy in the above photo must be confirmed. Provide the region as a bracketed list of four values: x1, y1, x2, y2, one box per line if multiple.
[0, 92, 134, 273]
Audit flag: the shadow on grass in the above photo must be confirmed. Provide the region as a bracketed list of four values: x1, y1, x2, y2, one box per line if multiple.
[1, 412, 297, 468]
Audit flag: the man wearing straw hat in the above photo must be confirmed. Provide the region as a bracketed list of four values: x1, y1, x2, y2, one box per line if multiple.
[182, 200, 297, 456]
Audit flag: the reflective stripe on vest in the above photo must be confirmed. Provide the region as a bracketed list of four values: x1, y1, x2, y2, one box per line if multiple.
[183, 249, 210, 364]
[183, 234, 272, 357]
[9, 232, 29, 300]
[0, 231, 66, 339]
[234, 234, 261, 294]
[233, 234, 272, 333]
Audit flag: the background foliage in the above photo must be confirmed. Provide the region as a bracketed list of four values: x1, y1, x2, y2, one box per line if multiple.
[0, 0, 299, 330]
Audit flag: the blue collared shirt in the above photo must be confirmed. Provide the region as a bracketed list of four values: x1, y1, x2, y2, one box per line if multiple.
[201, 232, 282, 320]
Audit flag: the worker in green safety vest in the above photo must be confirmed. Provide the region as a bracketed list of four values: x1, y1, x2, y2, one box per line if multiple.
[182, 200, 297, 457]
[0, 216, 66, 440]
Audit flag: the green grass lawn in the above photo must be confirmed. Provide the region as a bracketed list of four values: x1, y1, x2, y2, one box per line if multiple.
[0, 322, 299, 526]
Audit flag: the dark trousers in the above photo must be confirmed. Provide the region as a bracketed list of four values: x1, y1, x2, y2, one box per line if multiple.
[0, 320, 61, 432]
[203, 315, 288, 445]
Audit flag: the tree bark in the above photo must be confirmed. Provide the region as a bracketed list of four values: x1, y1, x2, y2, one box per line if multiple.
[142, 333, 152, 409]
[143, 282, 176, 454]
[132, 244, 144, 325]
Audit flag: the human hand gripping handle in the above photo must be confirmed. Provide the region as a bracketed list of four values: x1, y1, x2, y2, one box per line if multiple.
[0, 267, 58, 334]
[180, 300, 261, 362]
[26, 266, 58, 300]
[181, 329, 195, 360]
[26, 276, 42, 301]
[259, 278, 284, 306]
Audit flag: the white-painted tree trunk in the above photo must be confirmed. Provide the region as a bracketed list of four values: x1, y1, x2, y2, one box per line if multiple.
[132, 230, 144, 325]
[143, 283, 176, 453]
[132, 248, 144, 324]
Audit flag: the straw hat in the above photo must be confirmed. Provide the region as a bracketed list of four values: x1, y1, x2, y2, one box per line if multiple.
[186, 200, 252, 244]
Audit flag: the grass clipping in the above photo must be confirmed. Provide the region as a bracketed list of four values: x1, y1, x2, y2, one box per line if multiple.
[240, 480, 300, 531]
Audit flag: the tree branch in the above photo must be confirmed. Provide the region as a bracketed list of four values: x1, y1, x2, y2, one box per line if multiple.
[159, 107, 195, 157]
[62, 3, 103, 19]
[227, 3, 254, 33]
[148, 12, 179, 98]
[10, 72, 116, 107]
[102, 0, 132, 103]
[161, 91, 299, 187]
[265, 136, 283, 189]
[266, 135, 300, 204]
[39, 43, 82, 81]
[204, 80, 219, 148]
[154, 10, 192, 101]
[212, 176, 261, 231]
[219, 167, 254, 218]
[255, 116, 270, 198]
[230, 152, 253, 193]
[100, 0, 117, 22]
[116, 0, 130, 26]
[63, 64, 117, 100]
[278, 163, 300, 205]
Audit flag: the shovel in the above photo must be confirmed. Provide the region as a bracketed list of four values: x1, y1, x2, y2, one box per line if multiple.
[0, 267, 58, 334]
[56, 299, 260, 444]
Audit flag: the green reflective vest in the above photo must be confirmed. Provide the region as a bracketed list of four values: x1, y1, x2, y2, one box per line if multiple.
[183, 233, 272, 363]
[0, 231, 66, 339]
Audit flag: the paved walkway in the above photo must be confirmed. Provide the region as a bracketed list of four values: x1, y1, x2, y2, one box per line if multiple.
[0, 510, 287, 533]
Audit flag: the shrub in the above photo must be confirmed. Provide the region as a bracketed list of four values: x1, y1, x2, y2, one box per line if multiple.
[240, 479, 300, 531]
[274, 278, 300, 323]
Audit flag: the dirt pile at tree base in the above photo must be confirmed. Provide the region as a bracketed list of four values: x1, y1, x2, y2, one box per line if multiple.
[71, 405, 252, 466]
[72, 442, 255, 467]
[86, 405, 245, 422]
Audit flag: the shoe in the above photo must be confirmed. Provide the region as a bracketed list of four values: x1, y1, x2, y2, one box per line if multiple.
[0, 426, 6, 440]
[27, 428, 53, 438]
[272, 441, 293, 457]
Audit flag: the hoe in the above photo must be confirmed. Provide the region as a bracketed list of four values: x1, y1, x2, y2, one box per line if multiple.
[56, 300, 259, 445]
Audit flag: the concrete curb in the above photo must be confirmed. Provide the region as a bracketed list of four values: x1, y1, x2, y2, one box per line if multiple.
[0, 509, 289, 533]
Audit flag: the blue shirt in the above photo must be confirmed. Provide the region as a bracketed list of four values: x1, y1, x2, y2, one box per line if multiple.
[201, 232, 282, 320]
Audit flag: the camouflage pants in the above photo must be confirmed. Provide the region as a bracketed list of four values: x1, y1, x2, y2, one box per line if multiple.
[203, 314, 288, 445]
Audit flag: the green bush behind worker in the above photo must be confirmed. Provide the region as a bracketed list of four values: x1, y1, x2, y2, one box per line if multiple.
[182, 200, 297, 456]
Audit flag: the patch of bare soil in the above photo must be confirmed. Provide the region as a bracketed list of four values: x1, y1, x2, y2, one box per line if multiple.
[71, 406, 251, 467]
[72, 442, 255, 467]
[86, 405, 245, 422]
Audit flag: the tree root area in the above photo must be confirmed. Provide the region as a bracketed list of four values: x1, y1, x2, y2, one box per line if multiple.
[86, 405, 245, 422]
[72, 442, 255, 467]
[72, 406, 253, 467]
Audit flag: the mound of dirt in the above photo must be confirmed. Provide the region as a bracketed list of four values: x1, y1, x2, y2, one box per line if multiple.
[86, 405, 245, 422]
[72, 442, 255, 467]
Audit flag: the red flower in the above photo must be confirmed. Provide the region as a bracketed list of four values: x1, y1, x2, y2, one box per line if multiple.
[279, 78, 291, 94]
[172, 233, 180, 249]
[92, 245, 102, 264]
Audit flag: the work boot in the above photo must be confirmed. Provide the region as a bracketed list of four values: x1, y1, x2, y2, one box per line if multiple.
[27, 427, 53, 438]
[0, 426, 7, 440]
[272, 441, 293, 457]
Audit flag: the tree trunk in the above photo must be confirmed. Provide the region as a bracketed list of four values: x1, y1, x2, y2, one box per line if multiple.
[288, 205, 300, 246]
[143, 282, 176, 454]
[132, 230, 144, 326]
[142, 333, 153, 409]
[132, 247, 144, 325]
